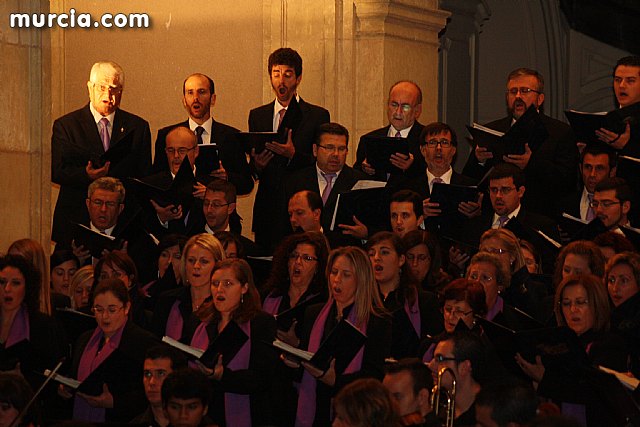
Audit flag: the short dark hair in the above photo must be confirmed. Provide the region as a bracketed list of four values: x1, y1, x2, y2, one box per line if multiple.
[419, 122, 457, 147]
[182, 73, 215, 95]
[0, 254, 41, 314]
[442, 278, 487, 318]
[50, 250, 79, 272]
[390, 190, 423, 219]
[95, 250, 138, 285]
[507, 68, 544, 93]
[580, 143, 617, 169]
[158, 233, 188, 253]
[316, 122, 349, 145]
[613, 56, 640, 75]
[206, 179, 237, 204]
[475, 379, 538, 427]
[145, 345, 188, 371]
[291, 190, 323, 213]
[389, 80, 423, 105]
[215, 231, 246, 259]
[444, 330, 486, 383]
[161, 368, 211, 408]
[594, 177, 633, 203]
[268, 47, 302, 77]
[385, 358, 433, 396]
[593, 231, 635, 253]
[92, 278, 130, 305]
[488, 162, 525, 189]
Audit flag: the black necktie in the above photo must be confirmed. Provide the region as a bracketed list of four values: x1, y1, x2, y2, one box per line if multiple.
[195, 126, 205, 145]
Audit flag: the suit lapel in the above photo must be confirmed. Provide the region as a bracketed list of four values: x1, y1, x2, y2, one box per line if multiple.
[80, 105, 105, 155]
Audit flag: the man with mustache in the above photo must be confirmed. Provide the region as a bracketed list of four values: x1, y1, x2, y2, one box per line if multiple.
[463, 68, 578, 219]
[354, 80, 427, 183]
[152, 73, 253, 195]
[52, 61, 151, 248]
[595, 55, 640, 155]
[248, 48, 330, 251]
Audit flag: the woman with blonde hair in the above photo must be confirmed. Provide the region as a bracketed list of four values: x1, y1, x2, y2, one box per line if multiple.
[69, 265, 94, 311]
[293, 246, 391, 427]
[151, 233, 225, 342]
[7, 238, 51, 315]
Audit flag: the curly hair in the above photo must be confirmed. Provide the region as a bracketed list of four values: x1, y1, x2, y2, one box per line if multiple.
[553, 240, 605, 287]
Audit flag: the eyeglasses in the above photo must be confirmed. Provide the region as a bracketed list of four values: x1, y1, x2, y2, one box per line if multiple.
[317, 144, 347, 153]
[211, 279, 239, 289]
[468, 272, 495, 282]
[92, 305, 125, 315]
[423, 139, 452, 148]
[406, 253, 430, 262]
[89, 199, 120, 209]
[433, 355, 462, 363]
[165, 147, 196, 156]
[480, 247, 508, 255]
[506, 87, 541, 96]
[93, 83, 123, 94]
[443, 306, 473, 317]
[488, 186, 516, 195]
[143, 369, 169, 380]
[388, 102, 414, 112]
[203, 200, 231, 209]
[559, 299, 589, 309]
[589, 200, 621, 209]
[288, 252, 318, 262]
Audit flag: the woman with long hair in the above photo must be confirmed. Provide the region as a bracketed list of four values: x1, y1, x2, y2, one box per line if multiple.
[366, 232, 442, 359]
[8, 238, 52, 315]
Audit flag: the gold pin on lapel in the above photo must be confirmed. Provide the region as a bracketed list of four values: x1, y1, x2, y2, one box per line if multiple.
[120, 127, 124, 132]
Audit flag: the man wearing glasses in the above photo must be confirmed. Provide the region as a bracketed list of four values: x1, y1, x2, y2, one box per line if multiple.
[52, 61, 151, 248]
[592, 177, 634, 231]
[463, 68, 578, 219]
[285, 122, 367, 247]
[355, 80, 427, 182]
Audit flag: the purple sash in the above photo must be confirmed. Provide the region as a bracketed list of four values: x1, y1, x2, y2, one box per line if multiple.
[262, 294, 282, 316]
[561, 403, 587, 426]
[404, 291, 421, 338]
[190, 320, 252, 427]
[295, 300, 367, 427]
[485, 295, 504, 321]
[73, 320, 126, 422]
[6, 306, 30, 347]
[165, 301, 184, 340]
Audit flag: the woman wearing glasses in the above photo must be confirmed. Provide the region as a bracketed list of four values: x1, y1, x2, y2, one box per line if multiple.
[190, 258, 279, 427]
[477, 229, 549, 322]
[151, 233, 225, 343]
[366, 232, 442, 360]
[61, 278, 159, 423]
[262, 232, 330, 342]
[516, 274, 629, 426]
[401, 229, 451, 295]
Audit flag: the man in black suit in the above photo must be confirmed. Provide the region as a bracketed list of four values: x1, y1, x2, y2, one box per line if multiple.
[558, 143, 616, 220]
[51, 61, 151, 246]
[152, 73, 253, 195]
[463, 68, 578, 218]
[248, 48, 330, 250]
[595, 55, 640, 156]
[143, 126, 207, 237]
[285, 122, 368, 247]
[593, 177, 634, 231]
[354, 80, 427, 182]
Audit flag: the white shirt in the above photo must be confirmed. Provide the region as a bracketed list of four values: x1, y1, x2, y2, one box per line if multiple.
[204, 223, 231, 235]
[188, 117, 213, 145]
[89, 103, 115, 139]
[387, 124, 412, 138]
[491, 204, 521, 229]
[272, 94, 300, 132]
[316, 164, 342, 196]
[90, 222, 115, 236]
[579, 187, 592, 221]
[427, 167, 453, 194]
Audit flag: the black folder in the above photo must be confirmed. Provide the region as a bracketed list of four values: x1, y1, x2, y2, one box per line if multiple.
[430, 182, 479, 215]
[0, 339, 31, 371]
[620, 225, 640, 251]
[360, 135, 410, 174]
[196, 144, 220, 174]
[128, 157, 196, 208]
[330, 186, 389, 231]
[199, 320, 249, 368]
[91, 135, 134, 169]
[565, 102, 640, 144]
[277, 96, 303, 137]
[71, 222, 121, 258]
[55, 308, 97, 344]
[274, 293, 324, 331]
[237, 132, 280, 155]
[558, 214, 607, 243]
[275, 319, 367, 374]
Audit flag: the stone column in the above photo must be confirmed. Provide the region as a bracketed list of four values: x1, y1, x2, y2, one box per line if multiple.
[0, 0, 51, 251]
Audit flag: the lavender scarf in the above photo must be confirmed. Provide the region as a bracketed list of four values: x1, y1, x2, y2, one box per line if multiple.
[165, 300, 184, 340]
[5, 305, 30, 347]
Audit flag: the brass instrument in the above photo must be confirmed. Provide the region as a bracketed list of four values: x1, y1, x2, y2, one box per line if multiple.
[431, 367, 456, 427]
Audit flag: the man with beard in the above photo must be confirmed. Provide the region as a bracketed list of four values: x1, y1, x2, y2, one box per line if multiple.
[355, 80, 427, 182]
[593, 177, 634, 231]
[248, 48, 330, 250]
[51, 61, 151, 246]
[595, 56, 640, 156]
[463, 68, 578, 218]
[152, 73, 253, 195]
